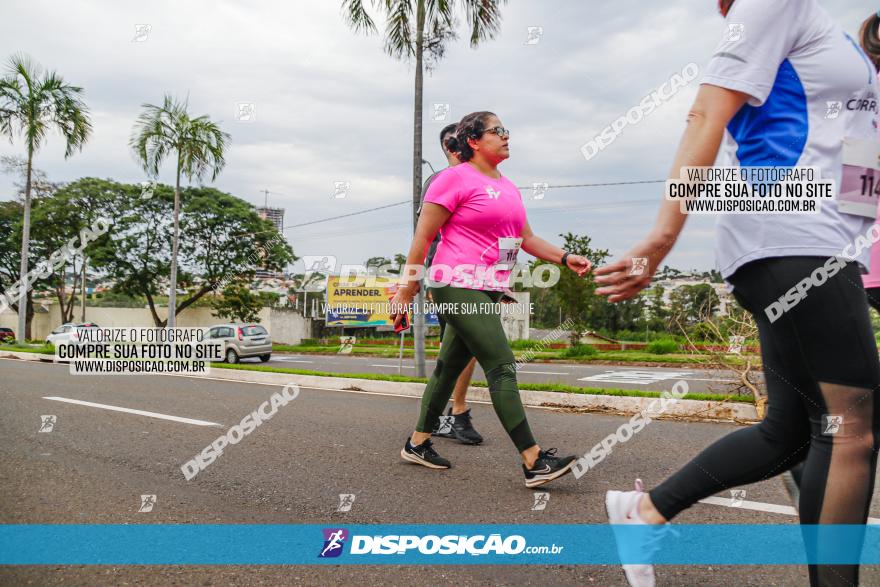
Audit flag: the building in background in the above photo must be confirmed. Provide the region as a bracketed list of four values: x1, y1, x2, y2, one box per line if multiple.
[257, 207, 284, 233]
[256, 207, 285, 279]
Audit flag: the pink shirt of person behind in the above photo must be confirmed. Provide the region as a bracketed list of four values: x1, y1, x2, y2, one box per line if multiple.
[423, 162, 526, 291]
[861, 73, 880, 289]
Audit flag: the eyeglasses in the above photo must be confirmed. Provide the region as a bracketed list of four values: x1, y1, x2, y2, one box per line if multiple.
[480, 126, 510, 139]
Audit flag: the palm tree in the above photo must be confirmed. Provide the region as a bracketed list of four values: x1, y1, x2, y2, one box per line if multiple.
[0, 53, 92, 341]
[130, 94, 229, 327]
[341, 0, 507, 376]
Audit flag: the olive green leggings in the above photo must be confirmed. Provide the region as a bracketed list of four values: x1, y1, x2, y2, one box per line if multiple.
[416, 286, 536, 452]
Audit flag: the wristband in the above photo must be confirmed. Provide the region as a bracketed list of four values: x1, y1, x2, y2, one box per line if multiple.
[560, 252, 570, 266]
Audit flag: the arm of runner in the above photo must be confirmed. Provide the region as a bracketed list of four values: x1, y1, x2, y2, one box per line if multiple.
[390, 202, 451, 326]
[594, 84, 750, 302]
[520, 221, 591, 277]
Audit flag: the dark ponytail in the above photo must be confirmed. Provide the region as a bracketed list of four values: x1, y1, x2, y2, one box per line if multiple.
[861, 12, 880, 72]
[454, 111, 495, 162]
[439, 123, 458, 154]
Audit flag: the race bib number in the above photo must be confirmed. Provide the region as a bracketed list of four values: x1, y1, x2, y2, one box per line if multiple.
[839, 137, 880, 218]
[496, 237, 523, 270]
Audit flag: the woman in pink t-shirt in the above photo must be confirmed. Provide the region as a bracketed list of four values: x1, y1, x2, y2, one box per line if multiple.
[391, 111, 591, 487]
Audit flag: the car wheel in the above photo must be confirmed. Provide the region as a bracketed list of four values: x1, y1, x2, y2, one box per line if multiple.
[225, 349, 239, 364]
[260, 354, 271, 362]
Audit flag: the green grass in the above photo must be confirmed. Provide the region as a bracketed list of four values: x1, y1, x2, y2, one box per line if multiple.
[0, 343, 54, 354]
[271, 342, 760, 366]
[213, 362, 755, 404]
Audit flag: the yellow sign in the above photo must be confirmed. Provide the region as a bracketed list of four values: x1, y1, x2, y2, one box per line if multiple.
[324, 275, 399, 327]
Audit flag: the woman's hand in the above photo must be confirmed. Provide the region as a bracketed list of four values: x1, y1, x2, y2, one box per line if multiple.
[389, 288, 415, 330]
[565, 254, 592, 277]
[593, 231, 676, 302]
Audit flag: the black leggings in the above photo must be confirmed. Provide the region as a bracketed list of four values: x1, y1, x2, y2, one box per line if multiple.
[649, 257, 880, 586]
[416, 286, 536, 452]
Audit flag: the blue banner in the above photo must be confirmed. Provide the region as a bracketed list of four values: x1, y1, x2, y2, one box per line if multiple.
[1, 524, 878, 565]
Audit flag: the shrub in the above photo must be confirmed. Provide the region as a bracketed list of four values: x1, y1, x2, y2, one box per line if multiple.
[510, 339, 542, 350]
[563, 344, 598, 358]
[646, 338, 679, 354]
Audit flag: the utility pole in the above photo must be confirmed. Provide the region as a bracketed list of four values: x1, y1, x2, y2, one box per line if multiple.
[411, 0, 427, 379]
[80, 257, 87, 322]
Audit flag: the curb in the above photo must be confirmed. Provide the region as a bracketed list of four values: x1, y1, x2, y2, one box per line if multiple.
[0, 350, 759, 423]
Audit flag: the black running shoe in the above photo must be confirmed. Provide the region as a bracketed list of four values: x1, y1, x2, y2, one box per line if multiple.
[434, 407, 484, 445]
[523, 448, 576, 488]
[401, 437, 451, 469]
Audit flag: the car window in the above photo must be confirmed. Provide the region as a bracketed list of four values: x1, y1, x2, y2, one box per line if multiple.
[222, 327, 234, 338]
[242, 325, 267, 336]
[208, 327, 220, 338]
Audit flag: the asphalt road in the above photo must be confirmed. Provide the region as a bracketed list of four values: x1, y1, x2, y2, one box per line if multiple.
[1, 358, 877, 586]
[258, 352, 758, 395]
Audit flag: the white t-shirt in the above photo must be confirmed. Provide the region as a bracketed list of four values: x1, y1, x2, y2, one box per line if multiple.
[704, 0, 879, 279]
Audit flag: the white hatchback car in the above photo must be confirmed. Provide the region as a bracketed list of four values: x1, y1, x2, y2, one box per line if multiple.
[206, 323, 272, 363]
[46, 322, 99, 346]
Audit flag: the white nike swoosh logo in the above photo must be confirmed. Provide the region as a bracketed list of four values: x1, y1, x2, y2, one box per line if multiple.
[531, 465, 552, 474]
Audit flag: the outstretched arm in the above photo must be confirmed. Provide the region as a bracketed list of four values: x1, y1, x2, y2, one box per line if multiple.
[594, 84, 750, 302]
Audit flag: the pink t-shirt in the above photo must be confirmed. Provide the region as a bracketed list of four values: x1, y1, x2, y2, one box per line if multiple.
[423, 163, 527, 291]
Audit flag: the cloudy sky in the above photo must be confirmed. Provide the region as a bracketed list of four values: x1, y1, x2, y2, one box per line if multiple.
[0, 0, 867, 273]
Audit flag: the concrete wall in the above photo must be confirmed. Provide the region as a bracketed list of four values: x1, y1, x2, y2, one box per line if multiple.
[0, 304, 313, 345]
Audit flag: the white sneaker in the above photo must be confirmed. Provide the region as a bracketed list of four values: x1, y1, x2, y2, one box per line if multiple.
[605, 479, 668, 587]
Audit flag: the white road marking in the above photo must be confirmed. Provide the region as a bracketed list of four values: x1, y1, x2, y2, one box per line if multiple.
[517, 370, 570, 375]
[699, 496, 880, 524]
[42, 396, 223, 427]
[371, 364, 414, 369]
[579, 370, 694, 385]
[272, 357, 314, 363]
